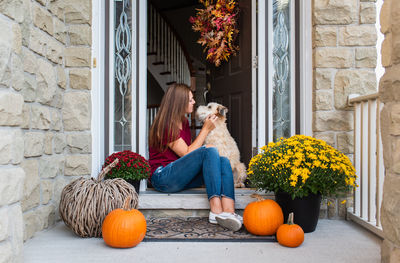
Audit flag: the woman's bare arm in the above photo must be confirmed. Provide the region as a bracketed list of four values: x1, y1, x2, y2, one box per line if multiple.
[168, 115, 217, 157]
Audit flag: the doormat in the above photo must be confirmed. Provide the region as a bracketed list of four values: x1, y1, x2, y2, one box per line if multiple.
[144, 217, 276, 242]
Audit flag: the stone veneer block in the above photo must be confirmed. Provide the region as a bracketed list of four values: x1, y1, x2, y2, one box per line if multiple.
[24, 132, 44, 157]
[0, 129, 23, 165]
[314, 111, 353, 132]
[334, 69, 377, 109]
[56, 66, 66, 89]
[356, 47, 377, 68]
[392, 137, 400, 173]
[53, 133, 66, 154]
[46, 37, 64, 65]
[0, 242, 13, 263]
[28, 28, 48, 58]
[62, 92, 91, 131]
[44, 132, 53, 155]
[12, 24, 22, 55]
[313, 0, 357, 25]
[360, 2, 376, 24]
[11, 54, 24, 92]
[36, 58, 57, 105]
[314, 132, 335, 146]
[33, 4, 54, 35]
[53, 17, 66, 44]
[41, 180, 54, 205]
[0, 208, 8, 241]
[21, 159, 39, 199]
[339, 26, 377, 46]
[0, 92, 23, 126]
[22, 48, 38, 75]
[31, 104, 51, 130]
[0, 168, 25, 206]
[50, 108, 62, 131]
[379, 65, 400, 103]
[389, 103, 400, 136]
[68, 24, 92, 45]
[39, 156, 64, 179]
[65, 47, 91, 67]
[337, 132, 354, 154]
[22, 73, 37, 102]
[380, 172, 400, 245]
[315, 90, 333, 111]
[21, 104, 30, 129]
[315, 48, 354, 68]
[0, 0, 24, 23]
[64, 0, 91, 24]
[65, 155, 91, 176]
[314, 26, 337, 47]
[315, 69, 333, 90]
[21, 186, 40, 212]
[67, 133, 91, 153]
[69, 68, 91, 90]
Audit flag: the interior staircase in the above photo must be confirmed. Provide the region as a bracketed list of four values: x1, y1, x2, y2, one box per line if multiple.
[147, 4, 195, 92]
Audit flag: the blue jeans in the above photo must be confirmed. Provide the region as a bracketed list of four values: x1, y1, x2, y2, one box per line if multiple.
[151, 146, 235, 201]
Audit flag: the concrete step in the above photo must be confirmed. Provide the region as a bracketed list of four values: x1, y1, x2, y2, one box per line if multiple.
[138, 188, 273, 218]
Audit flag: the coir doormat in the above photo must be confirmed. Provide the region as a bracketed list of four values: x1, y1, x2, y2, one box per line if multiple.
[143, 217, 276, 242]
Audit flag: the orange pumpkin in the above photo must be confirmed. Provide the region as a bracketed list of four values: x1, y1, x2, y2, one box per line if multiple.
[102, 196, 147, 248]
[243, 194, 284, 235]
[277, 212, 304, 247]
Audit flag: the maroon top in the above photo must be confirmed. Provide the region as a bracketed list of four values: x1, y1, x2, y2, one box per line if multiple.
[149, 119, 191, 178]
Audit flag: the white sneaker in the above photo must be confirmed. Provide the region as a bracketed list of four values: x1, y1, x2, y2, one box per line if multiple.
[215, 212, 242, 231]
[208, 211, 220, 224]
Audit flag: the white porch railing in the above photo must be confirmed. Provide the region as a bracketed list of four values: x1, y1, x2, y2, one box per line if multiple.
[347, 93, 385, 238]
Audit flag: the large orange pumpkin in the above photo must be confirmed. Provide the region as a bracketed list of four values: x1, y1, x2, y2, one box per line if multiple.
[243, 194, 284, 235]
[277, 212, 304, 248]
[102, 197, 147, 248]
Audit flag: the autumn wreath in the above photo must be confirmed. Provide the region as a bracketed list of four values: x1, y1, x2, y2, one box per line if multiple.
[189, 0, 239, 67]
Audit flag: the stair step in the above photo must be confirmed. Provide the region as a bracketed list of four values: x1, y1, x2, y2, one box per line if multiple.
[166, 81, 176, 85]
[160, 71, 171, 75]
[153, 61, 164, 65]
[138, 188, 273, 210]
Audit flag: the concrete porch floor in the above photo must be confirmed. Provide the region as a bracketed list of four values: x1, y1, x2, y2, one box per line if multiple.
[23, 219, 382, 263]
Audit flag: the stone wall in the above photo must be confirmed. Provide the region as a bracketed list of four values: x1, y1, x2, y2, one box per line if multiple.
[379, 0, 400, 262]
[0, 0, 92, 261]
[313, 0, 378, 218]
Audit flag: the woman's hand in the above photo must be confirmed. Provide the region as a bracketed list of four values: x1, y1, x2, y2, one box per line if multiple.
[203, 114, 218, 132]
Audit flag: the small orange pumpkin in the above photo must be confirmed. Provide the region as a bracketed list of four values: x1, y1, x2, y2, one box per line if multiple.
[102, 196, 147, 248]
[277, 212, 304, 247]
[243, 194, 284, 235]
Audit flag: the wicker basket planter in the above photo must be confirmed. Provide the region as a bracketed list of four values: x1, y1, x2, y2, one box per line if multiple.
[59, 159, 139, 237]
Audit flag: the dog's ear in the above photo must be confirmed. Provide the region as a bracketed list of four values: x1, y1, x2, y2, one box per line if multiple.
[218, 106, 228, 117]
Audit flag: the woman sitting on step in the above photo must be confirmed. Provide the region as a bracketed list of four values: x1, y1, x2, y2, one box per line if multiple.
[148, 83, 242, 231]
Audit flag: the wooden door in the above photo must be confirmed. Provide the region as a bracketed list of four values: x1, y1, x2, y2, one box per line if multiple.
[208, 0, 252, 166]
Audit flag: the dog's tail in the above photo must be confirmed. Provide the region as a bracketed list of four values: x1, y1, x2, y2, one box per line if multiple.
[233, 163, 247, 188]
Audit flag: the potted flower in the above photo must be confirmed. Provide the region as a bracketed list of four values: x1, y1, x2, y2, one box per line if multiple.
[247, 135, 357, 232]
[102, 150, 151, 194]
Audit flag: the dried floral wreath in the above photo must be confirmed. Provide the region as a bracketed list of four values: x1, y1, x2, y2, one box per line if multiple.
[189, 0, 239, 67]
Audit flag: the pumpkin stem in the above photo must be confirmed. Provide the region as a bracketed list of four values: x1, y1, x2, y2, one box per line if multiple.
[250, 193, 264, 201]
[97, 158, 119, 181]
[287, 212, 295, 225]
[123, 196, 132, 211]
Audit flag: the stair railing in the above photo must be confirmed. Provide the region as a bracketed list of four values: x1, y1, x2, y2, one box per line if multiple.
[148, 4, 195, 88]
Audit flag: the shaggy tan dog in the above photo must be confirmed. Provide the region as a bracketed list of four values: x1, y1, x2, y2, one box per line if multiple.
[196, 102, 247, 188]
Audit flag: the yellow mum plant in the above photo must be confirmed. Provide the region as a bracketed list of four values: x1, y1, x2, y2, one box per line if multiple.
[247, 135, 357, 199]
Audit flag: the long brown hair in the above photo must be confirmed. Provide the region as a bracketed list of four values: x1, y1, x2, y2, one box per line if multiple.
[149, 83, 192, 152]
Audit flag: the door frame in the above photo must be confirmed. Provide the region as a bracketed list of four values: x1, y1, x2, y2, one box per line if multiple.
[91, 0, 313, 177]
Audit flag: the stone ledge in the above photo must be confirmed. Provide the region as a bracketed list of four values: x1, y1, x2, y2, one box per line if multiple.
[138, 188, 273, 210]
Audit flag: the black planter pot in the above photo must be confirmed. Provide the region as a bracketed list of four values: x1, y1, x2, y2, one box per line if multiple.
[275, 192, 322, 233]
[126, 179, 141, 194]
